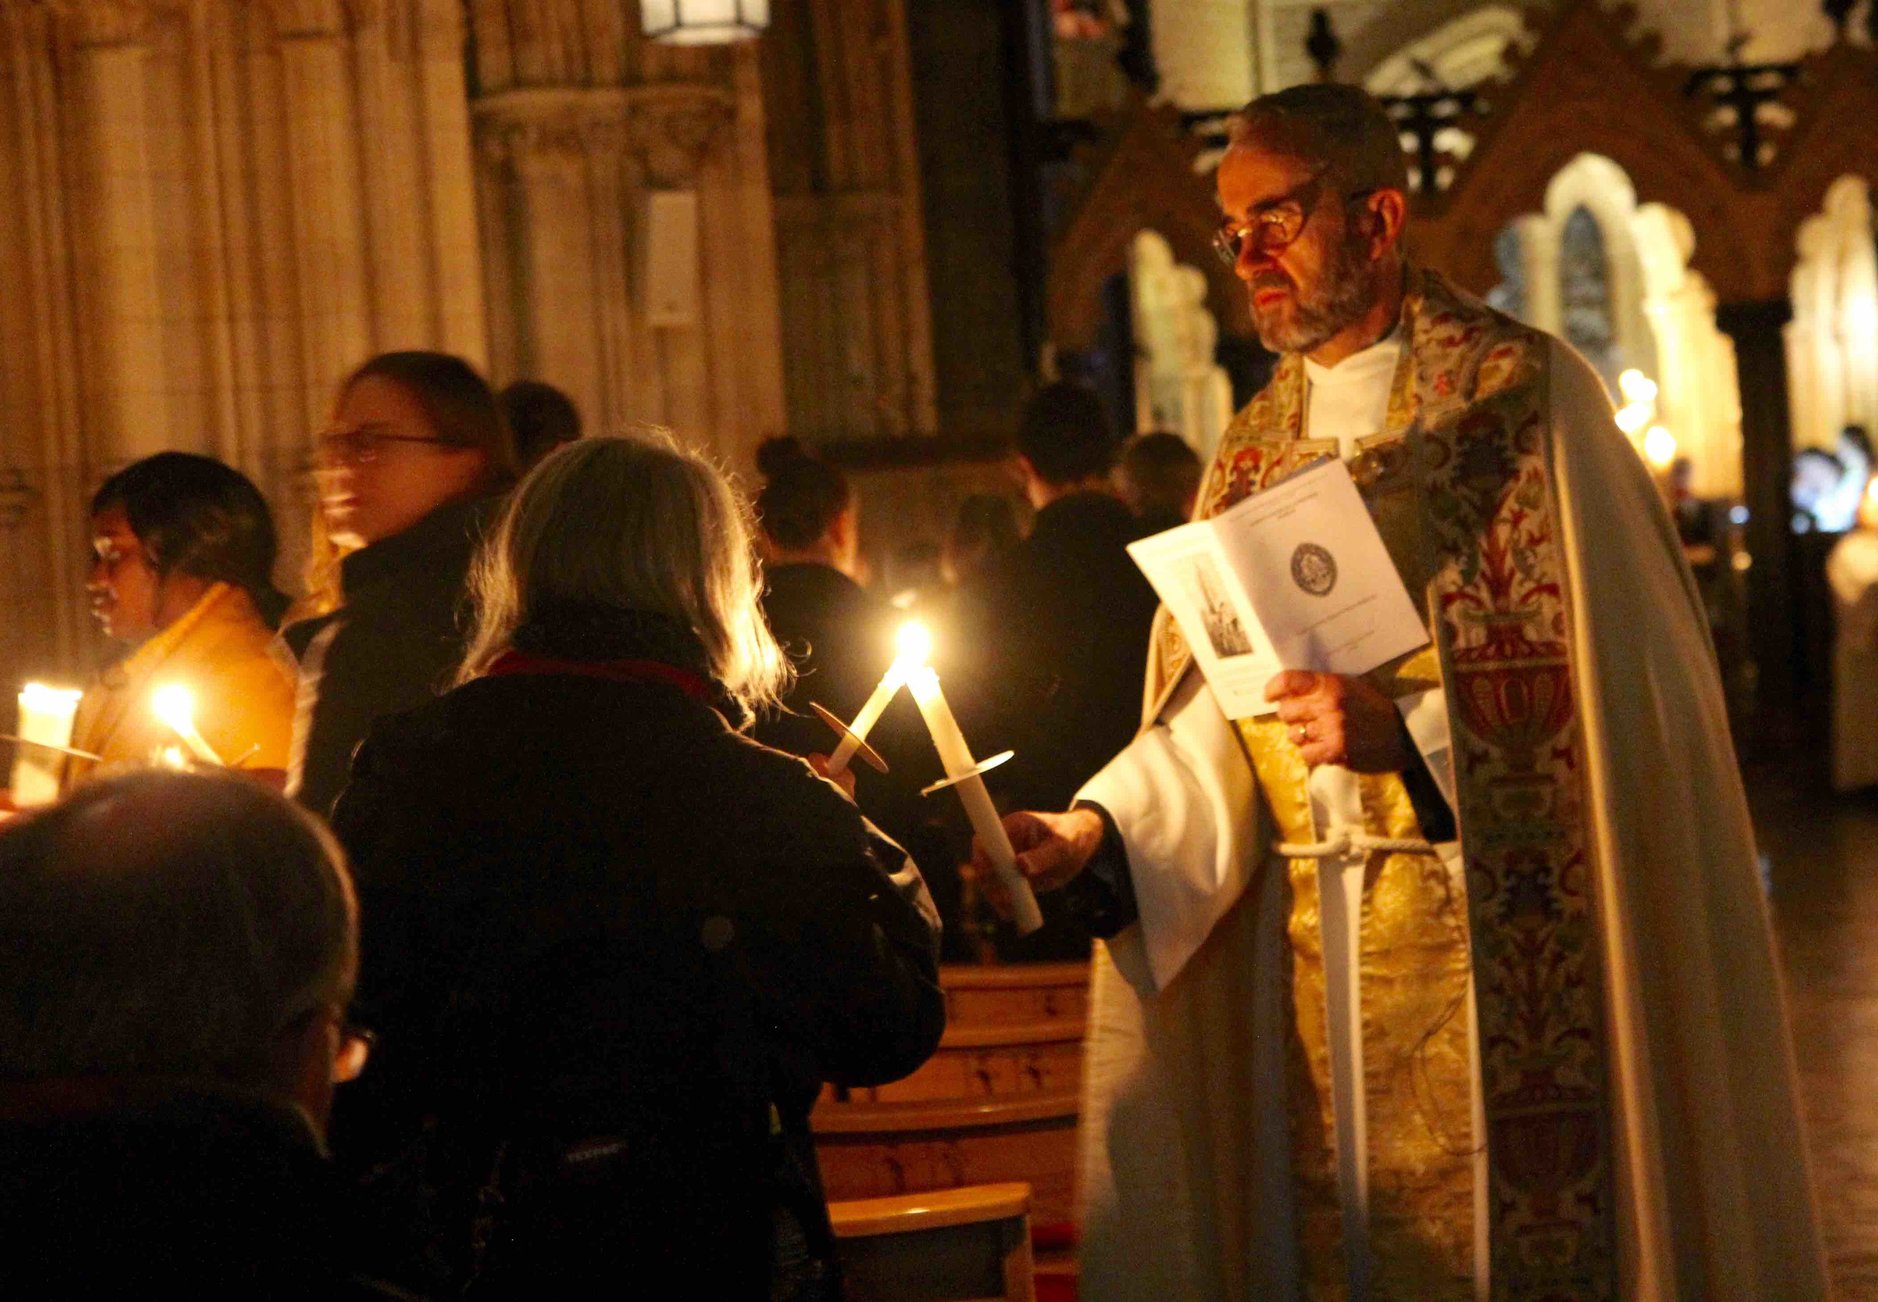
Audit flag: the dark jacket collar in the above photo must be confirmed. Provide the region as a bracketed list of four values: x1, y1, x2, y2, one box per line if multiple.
[1031, 488, 1139, 542]
[339, 494, 499, 596]
[506, 602, 745, 727]
[763, 561, 863, 600]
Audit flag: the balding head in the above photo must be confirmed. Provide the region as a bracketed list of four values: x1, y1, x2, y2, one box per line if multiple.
[1228, 83, 1409, 196]
[0, 771, 357, 1122]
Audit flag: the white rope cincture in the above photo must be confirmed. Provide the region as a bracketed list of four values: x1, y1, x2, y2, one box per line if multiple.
[1274, 827, 1439, 859]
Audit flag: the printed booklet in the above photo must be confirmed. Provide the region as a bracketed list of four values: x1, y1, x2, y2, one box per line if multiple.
[1126, 457, 1429, 717]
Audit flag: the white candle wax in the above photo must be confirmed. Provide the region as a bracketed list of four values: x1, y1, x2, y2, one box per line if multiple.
[827, 667, 901, 776]
[13, 683, 82, 808]
[906, 666, 1043, 935]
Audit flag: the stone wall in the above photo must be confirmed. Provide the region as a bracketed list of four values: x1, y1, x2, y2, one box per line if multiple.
[0, 0, 486, 695]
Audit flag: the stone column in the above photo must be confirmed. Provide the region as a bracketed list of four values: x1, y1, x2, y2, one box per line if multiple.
[63, 2, 172, 466]
[272, 0, 375, 425]
[471, 2, 787, 467]
[0, 0, 489, 694]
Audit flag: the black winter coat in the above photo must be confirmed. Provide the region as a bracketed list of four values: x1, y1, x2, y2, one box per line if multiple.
[287, 496, 497, 819]
[0, 1087, 410, 1299]
[950, 490, 1158, 813]
[328, 652, 945, 1299]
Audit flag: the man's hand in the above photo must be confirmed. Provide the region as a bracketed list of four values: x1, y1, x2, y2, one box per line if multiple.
[969, 807, 1106, 917]
[1265, 670, 1412, 772]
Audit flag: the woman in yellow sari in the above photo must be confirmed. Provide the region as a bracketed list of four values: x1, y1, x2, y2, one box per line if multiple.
[66, 453, 296, 789]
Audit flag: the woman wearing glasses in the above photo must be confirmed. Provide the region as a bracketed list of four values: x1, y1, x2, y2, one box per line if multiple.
[43, 453, 297, 793]
[328, 434, 944, 1300]
[285, 351, 517, 818]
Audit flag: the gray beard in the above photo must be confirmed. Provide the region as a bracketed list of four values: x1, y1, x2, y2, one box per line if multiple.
[1250, 234, 1377, 355]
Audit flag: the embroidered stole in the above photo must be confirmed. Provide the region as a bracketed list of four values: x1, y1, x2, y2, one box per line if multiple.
[1153, 268, 1617, 1300]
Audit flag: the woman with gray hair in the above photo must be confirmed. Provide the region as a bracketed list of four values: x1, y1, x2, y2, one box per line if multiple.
[328, 433, 944, 1300]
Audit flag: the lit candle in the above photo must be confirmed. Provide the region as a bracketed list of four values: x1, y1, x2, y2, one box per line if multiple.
[905, 663, 1044, 935]
[151, 684, 225, 767]
[826, 621, 932, 779]
[11, 683, 82, 807]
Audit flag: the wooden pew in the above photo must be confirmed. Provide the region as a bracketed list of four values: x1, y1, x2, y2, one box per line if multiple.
[814, 1093, 1078, 1227]
[814, 962, 1090, 1252]
[831, 962, 1091, 1105]
[830, 1183, 1035, 1302]
[939, 961, 1089, 1027]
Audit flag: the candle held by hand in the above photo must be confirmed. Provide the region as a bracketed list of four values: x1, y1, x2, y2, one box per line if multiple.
[825, 621, 934, 779]
[905, 664, 1043, 935]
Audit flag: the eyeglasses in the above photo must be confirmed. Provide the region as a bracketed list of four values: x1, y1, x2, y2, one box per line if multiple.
[278, 1005, 377, 1084]
[1213, 173, 1377, 265]
[315, 423, 463, 467]
[333, 1020, 376, 1085]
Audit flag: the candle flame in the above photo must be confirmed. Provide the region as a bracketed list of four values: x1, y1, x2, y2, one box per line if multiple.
[159, 745, 188, 770]
[1643, 425, 1678, 471]
[894, 621, 933, 671]
[151, 684, 198, 736]
[1618, 368, 1658, 406]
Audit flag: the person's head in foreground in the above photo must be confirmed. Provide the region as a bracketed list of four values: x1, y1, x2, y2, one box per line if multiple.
[317, 350, 516, 551]
[498, 378, 584, 474]
[1116, 430, 1204, 525]
[0, 770, 360, 1136]
[754, 435, 859, 577]
[461, 433, 790, 721]
[1016, 381, 1119, 507]
[88, 452, 289, 642]
[1217, 83, 1411, 362]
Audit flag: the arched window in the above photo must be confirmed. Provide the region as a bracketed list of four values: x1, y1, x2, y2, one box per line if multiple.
[1560, 206, 1619, 386]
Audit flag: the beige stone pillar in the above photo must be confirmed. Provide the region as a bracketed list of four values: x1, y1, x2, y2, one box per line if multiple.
[272, 1, 374, 427]
[65, 4, 172, 466]
[0, 0, 489, 695]
[471, 5, 788, 468]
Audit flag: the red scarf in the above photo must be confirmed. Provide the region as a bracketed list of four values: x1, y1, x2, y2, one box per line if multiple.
[484, 650, 713, 702]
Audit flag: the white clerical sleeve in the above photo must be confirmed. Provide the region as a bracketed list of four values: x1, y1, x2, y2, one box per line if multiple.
[1077, 673, 1261, 995]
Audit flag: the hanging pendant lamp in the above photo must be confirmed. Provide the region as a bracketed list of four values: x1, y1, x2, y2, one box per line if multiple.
[640, 0, 770, 45]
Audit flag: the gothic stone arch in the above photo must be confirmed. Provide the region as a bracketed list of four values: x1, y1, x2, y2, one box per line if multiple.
[1046, 101, 1250, 353]
[1418, 1, 1878, 305]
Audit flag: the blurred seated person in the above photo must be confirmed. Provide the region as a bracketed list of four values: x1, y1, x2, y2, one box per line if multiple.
[940, 492, 1024, 588]
[1114, 430, 1203, 534]
[498, 378, 583, 474]
[1816, 425, 1875, 533]
[67, 453, 295, 789]
[289, 351, 516, 818]
[750, 435, 886, 755]
[948, 383, 1158, 958]
[1791, 447, 1844, 533]
[1792, 429, 1871, 535]
[329, 435, 944, 1299]
[751, 438, 964, 955]
[0, 770, 394, 1297]
[1830, 479, 1878, 792]
[953, 382, 1159, 813]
